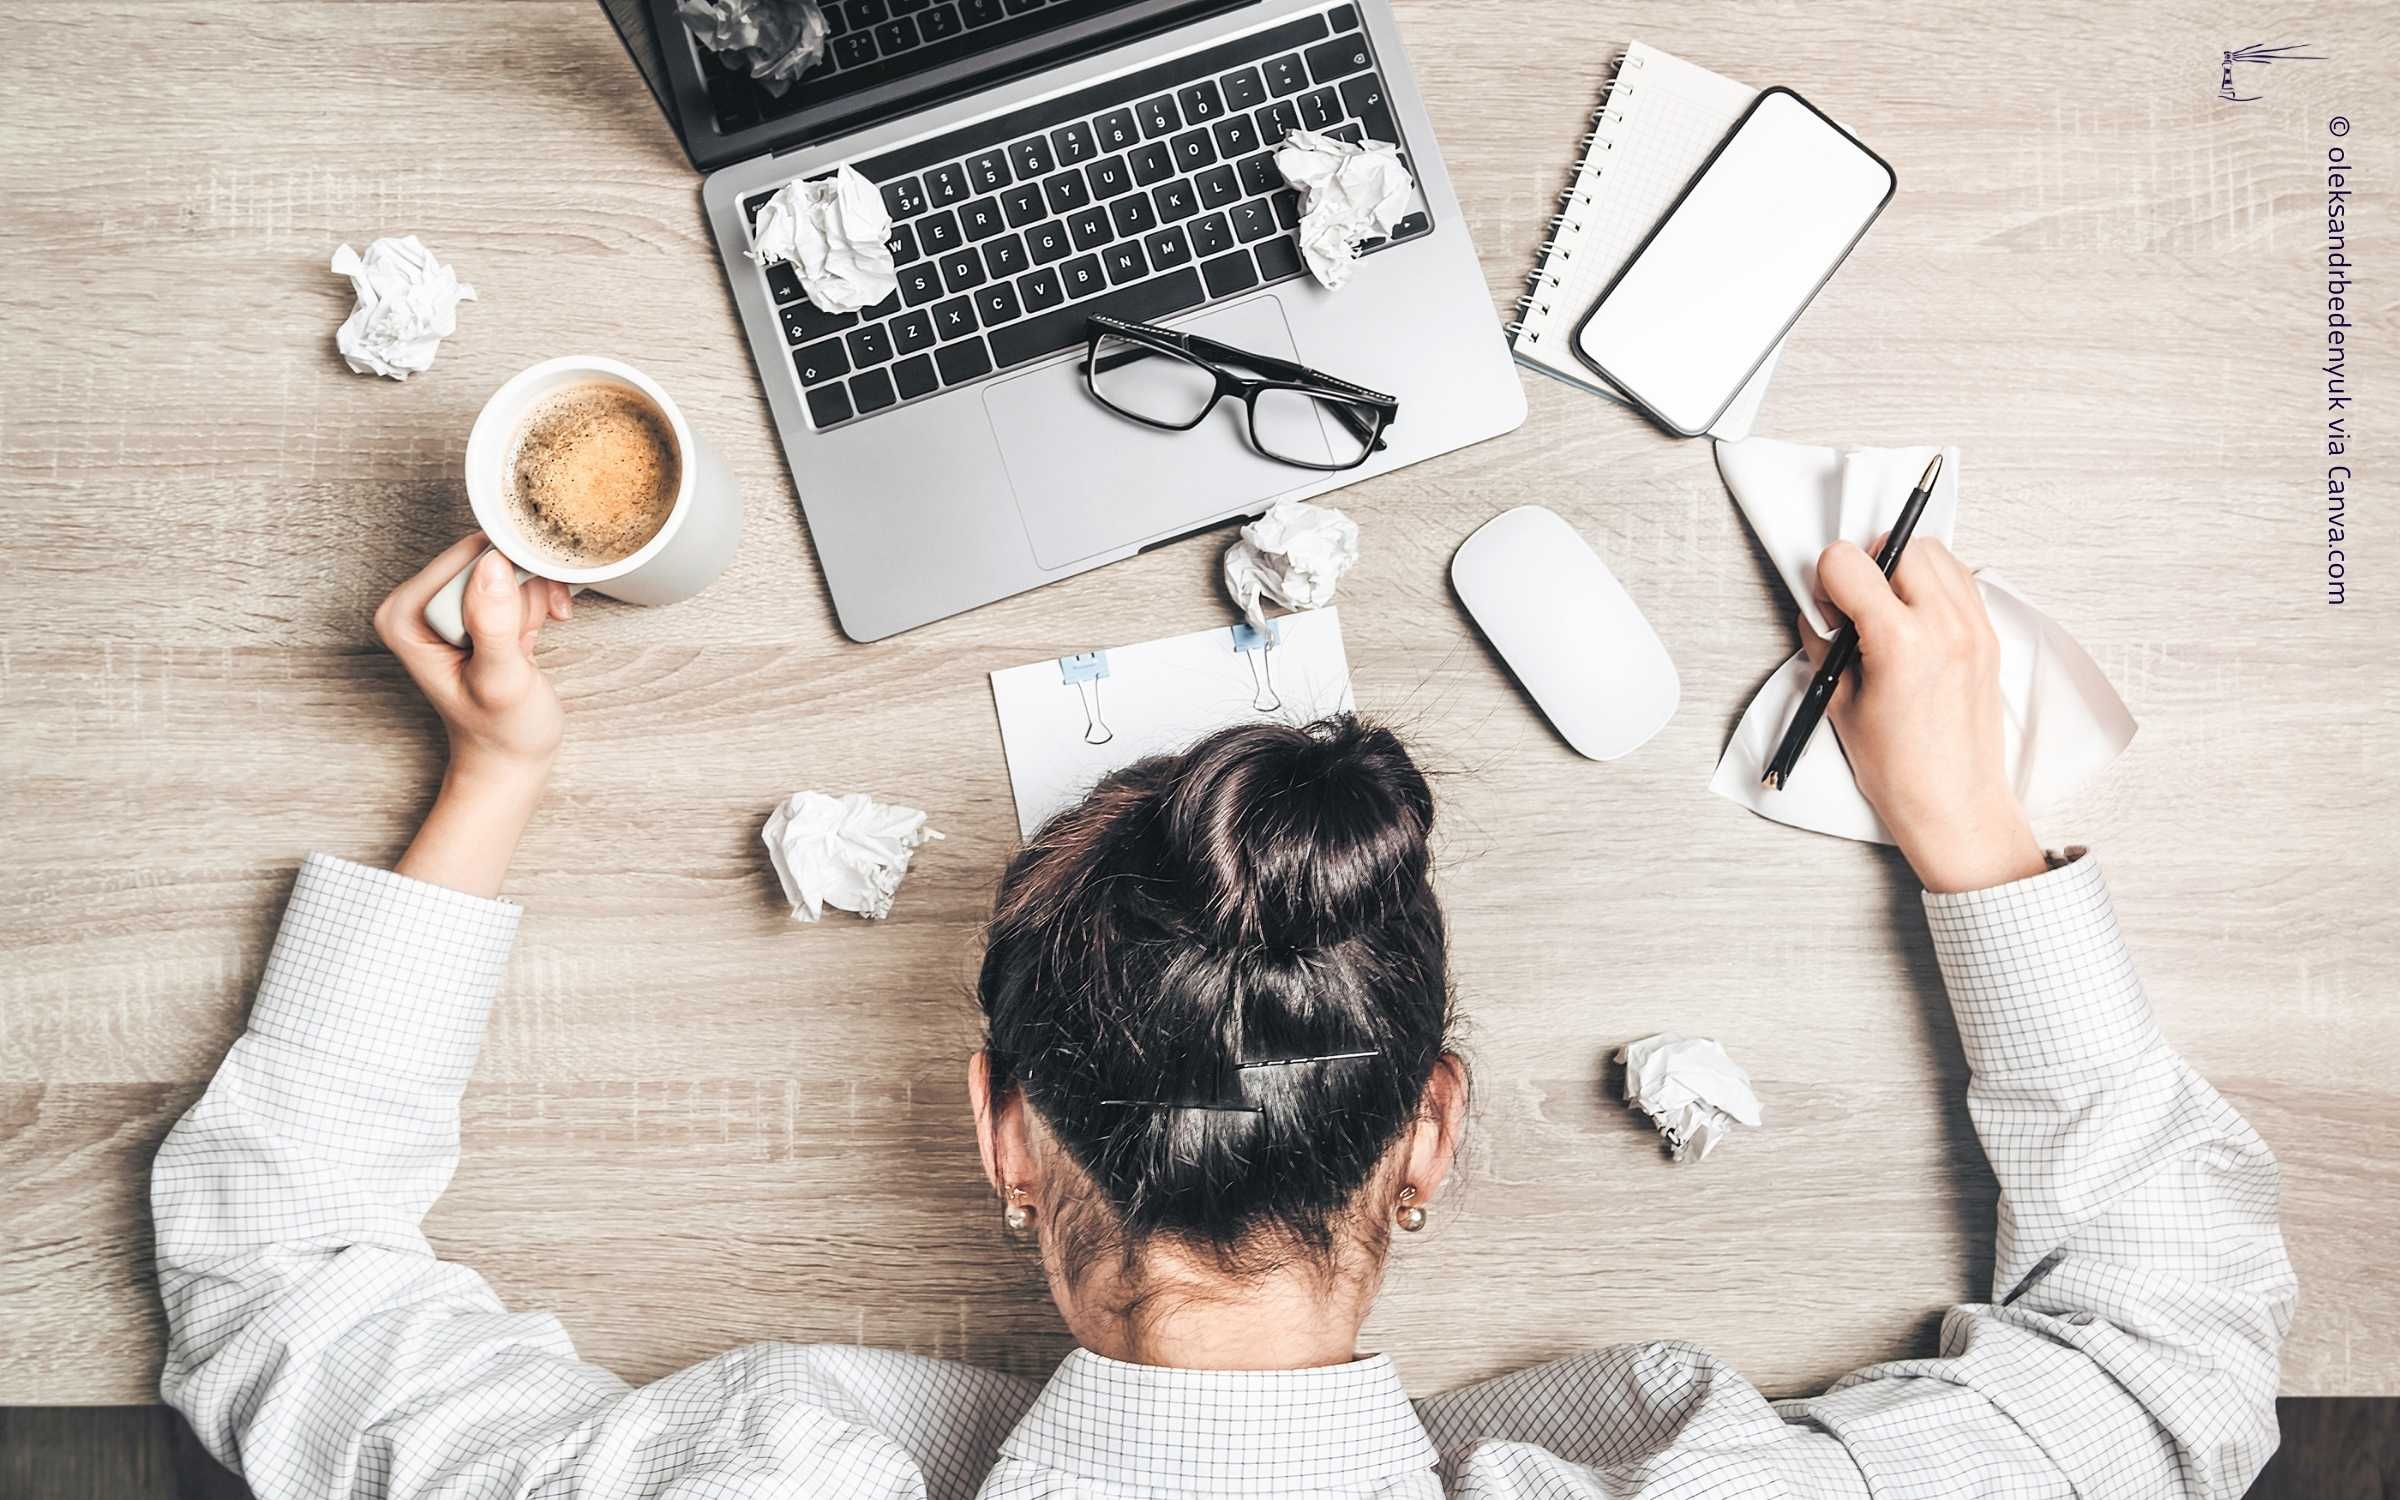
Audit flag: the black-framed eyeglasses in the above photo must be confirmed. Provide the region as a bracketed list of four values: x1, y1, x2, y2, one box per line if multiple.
[1081, 314, 1398, 472]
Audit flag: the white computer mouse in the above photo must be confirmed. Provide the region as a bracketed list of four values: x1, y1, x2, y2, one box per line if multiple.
[1451, 505, 1679, 760]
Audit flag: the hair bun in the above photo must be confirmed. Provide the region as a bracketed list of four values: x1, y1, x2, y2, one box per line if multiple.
[1163, 716, 1434, 952]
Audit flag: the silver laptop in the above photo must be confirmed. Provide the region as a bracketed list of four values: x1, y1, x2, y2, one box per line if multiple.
[620, 0, 1524, 640]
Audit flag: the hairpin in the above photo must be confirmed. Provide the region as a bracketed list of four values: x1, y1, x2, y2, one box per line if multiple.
[1100, 1049, 1381, 1114]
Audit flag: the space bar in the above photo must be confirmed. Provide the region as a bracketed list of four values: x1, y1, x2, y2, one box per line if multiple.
[989, 270, 1207, 369]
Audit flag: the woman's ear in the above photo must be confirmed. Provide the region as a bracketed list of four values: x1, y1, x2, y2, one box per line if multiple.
[968, 1052, 1040, 1198]
[1402, 1053, 1469, 1203]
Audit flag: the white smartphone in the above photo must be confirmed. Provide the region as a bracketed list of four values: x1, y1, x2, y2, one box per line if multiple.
[1573, 87, 1895, 437]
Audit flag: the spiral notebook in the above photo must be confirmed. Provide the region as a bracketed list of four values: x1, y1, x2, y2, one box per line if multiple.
[1508, 42, 1777, 441]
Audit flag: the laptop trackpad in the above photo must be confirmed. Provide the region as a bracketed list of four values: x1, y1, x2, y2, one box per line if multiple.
[986, 296, 1328, 570]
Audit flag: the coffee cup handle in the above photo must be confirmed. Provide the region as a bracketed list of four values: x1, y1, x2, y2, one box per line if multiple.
[424, 546, 543, 649]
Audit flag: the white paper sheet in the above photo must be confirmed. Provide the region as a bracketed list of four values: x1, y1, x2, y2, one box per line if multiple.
[761, 790, 941, 921]
[1709, 438, 2137, 843]
[1221, 498, 1360, 632]
[1274, 129, 1417, 289]
[989, 610, 1355, 837]
[329, 235, 475, 380]
[1617, 1032, 1762, 1162]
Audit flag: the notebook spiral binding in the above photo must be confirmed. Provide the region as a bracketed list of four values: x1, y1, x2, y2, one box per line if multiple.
[1504, 49, 1642, 344]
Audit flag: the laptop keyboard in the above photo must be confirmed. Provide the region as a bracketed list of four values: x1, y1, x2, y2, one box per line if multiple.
[741, 4, 1432, 431]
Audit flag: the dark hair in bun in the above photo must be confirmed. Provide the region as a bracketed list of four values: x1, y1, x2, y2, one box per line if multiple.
[977, 714, 1456, 1280]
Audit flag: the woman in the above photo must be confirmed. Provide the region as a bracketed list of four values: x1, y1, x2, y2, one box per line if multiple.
[153, 536, 2293, 1498]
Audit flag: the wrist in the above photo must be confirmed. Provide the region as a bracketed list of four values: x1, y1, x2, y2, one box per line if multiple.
[1891, 795, 2047, 895]
[397, 756, 550, 899]
[440, 750, 552, 815]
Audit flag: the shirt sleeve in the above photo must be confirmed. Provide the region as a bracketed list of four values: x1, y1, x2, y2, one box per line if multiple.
[1774, 852, 2297, 1497]
[149, 855, 995, 1499]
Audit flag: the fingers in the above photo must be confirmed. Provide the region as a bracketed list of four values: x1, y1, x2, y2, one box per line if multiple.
[374, 533, 495, 649]
[460, 551, 535, 697]
[1815, 540, 1912, 641]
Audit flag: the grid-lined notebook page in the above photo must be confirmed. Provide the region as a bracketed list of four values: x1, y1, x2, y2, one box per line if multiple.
[1510, 41, 1777, 438]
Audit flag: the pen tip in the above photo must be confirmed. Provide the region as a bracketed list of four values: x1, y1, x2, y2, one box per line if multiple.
[1918, 452, 1944, 491]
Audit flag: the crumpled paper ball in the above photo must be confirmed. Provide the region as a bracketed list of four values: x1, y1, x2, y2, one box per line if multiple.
[1272, 128, 1415, 289]
[762, 791, 942, 922]
[329, 236, 476, 380]
[746, 165, 900, 315]
[1616, 1033, 1763, 1162]
[674, 0, 829, 93]
[1222, 498, 1361, 632]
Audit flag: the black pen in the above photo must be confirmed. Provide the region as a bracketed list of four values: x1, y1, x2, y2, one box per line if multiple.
[1762, 452, 1945, 791]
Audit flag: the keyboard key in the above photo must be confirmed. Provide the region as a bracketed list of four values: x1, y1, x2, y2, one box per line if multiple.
[1170, 127, 1218, 172]
[848, 0, 889, 23]
[1238, 150, 1281, 195]
[888, 221, 920, 264]
[1009, 136, 1055, 179]
[1330, 3, 1360, 31]
[1188, 211, 1233, 258]
[897, 350, 940, 398]
[1067, 206, 1113, 250]
[1305, 35, 1372, 83]
[876, 14, 919, 51]
[832, 30, 877, 68]
[918, 208, 963, 255]
[1137, 94, 1182, 138]
[807, 381, 854, 426]
[1201, 248, 1260, 298]
[1144, 223, 1194, 271]
[1002, 0, 1042, 14]
[1151, 178, 1199, 222]
[926, 164, 970, 206]
[782, 300, 860, 345]
[899, 261, 944, 307]
[960, 196, 1007, 240]
[882, 175, 928, 219]
[1095, 107, 1140, 152]
[1109, 193, 1158, 237]
[919, 3, 963, 41]
[1298, 86, 1341, 132]
[939, 248, 987, 292]
[793, 336, 851, 385]
[1177, 79, 1225, 123]
[1051, 121, 1099, 165]
[1263, 53, 1308, 97]
[1259, 99, 1301, 141]
[1018, 265, 1066, 312]
[1255, 235, 1302, 282]
[1212, 114, 1260, 159]
[1230, 197, 1276, 243]
[1085, 154, 1133, 200]
[1196, 164, 1240, 210]
[983, 233, 1029, 279]
[1274, 190, 1302, 229]
[975, 281, 1023, 325]
[1340, 74, 1397, 141]
[846, 322, 894, 368]
[1025, 218, 1074, 263]
[967, 150, 1012, 192]
[892, 308, 938, 354]
[1129, 141, 1175, 185]
[1045, 169, 1093, 214]
[960, 0, 1002, 23]
[893, 353, 939, 400]
[851, 367, 899, 414]
[932, 294, 980, 339]
[862, 288, 901, 320]
[1102, 240, 1150, 285]
[1000, 183, 1045, 226]
[935, 338, 993, 386]
[1221, 66, 1266, 110]
[1058, 252, 1107, 299]
[764, 261, 805, 304]
[989, 266, 1206, 367]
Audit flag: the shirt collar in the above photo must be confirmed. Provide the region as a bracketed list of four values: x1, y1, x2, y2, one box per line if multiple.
[1000, 1347, 1437, 1492]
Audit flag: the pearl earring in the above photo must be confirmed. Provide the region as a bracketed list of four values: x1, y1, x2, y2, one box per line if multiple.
[1395, 1185, 1427, 1233]
[1003, 1185, 1033, 1233]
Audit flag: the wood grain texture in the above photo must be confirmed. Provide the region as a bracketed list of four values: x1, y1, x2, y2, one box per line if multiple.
[3, 0, 2396, 1404]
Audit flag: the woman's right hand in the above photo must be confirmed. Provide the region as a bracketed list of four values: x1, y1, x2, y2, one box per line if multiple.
[1805, 536, 2048, 894]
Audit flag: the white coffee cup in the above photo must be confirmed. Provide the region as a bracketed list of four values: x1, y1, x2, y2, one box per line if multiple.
[425, 356, 742, 646]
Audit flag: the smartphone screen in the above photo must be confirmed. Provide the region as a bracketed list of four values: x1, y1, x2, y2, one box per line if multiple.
[1573, 89, 1894, 436]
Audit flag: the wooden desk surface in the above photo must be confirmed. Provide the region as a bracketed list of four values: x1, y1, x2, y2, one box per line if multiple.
[4, 0, 2395, 1405]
